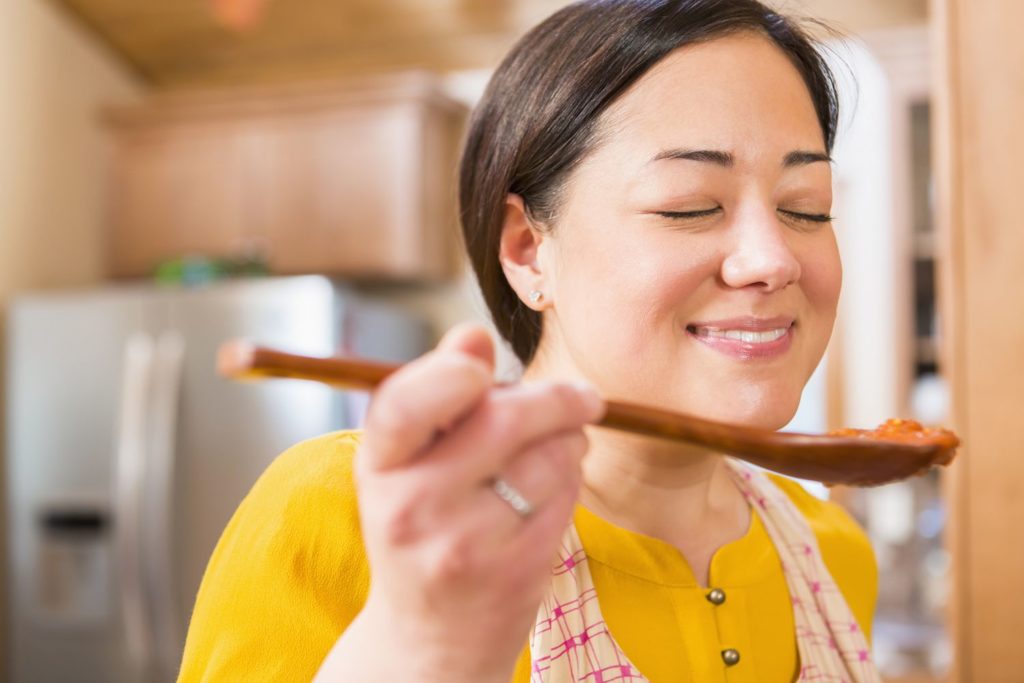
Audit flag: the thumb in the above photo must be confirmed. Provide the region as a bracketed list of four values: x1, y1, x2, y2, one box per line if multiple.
[436, 322, 496, 373]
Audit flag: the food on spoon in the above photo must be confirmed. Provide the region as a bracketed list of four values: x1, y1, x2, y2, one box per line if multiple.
[829, 418, 960, 467]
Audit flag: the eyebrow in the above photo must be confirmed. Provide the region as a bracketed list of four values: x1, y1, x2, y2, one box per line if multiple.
[651, 148, 832, 168]
[653, 149, 734, 166]
[783, 150, 832, 167]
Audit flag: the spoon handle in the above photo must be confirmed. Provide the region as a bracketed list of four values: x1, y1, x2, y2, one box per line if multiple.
[216, 340, 959, 487]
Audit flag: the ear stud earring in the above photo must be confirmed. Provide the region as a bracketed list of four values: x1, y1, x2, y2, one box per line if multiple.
[529, 290, 543, 304]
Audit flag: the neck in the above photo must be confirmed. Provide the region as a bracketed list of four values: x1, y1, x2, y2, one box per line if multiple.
[579, 426, 741, 540]
[522, 339, 748, 550]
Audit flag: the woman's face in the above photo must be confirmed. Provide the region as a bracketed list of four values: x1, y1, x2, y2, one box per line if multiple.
[532, 32, 841, 430]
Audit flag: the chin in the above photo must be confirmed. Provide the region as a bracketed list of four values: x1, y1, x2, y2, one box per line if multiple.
[681, 390, 800, 431]
[749, 407, 798, 431]
[714, 408, 794, 431]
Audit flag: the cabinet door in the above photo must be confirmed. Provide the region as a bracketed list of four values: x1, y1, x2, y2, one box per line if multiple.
[109, 124, 257, 277]
[257, 103, 428, 279]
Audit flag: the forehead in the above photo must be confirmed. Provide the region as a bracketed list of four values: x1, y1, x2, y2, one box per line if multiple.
[596, 32, 825, 158]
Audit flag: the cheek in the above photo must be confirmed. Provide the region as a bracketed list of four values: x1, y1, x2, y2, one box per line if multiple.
[553, 232, 712, 368]
[805, 244, 842, 316]
[797, 239, 842, 358]
[563, 235, 712, 326]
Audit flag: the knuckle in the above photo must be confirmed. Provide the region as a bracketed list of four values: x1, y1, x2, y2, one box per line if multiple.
[533, 436, 566, 466]
[381, 499, 419, 546]
[367, 386, 418, 438]
[431, 536, 480, 583]
[437, 352, 491, 387]
[379, 482, 432, 546]
[482, 399, 519, 443]
[513, 439, 564, 489]
[533, 431, 588, 476]
[565, 430, 590, 457]
[372, 359, 421, 403]
[367, 354, 491, 441]
[548, 383, 588, 422]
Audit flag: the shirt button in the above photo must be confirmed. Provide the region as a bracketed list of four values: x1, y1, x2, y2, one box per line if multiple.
[706, 588, 726, 605]
[722, 648, 741, 666]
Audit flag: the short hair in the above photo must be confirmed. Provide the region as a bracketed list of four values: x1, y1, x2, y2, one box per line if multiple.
[459, 0, 839, 365]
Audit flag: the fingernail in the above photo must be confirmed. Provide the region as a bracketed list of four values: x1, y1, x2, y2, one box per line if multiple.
[571, 381, 605, 419]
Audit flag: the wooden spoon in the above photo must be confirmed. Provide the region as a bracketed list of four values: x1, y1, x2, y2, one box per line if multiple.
[217, 340, 959, 487]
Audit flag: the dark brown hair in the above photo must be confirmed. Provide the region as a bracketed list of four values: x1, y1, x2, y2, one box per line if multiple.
[459, 0, 839, 365]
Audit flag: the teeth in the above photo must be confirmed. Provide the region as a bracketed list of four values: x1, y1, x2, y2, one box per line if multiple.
[694, 327, 789, 343]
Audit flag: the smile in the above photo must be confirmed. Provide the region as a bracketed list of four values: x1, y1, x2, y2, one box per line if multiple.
[691, 327, 789, 343]
[685, 318, 796, 360]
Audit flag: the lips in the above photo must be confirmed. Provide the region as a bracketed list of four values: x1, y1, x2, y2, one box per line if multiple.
[685, 316, 796, 360]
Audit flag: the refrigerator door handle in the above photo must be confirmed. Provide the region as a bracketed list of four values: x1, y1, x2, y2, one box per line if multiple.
[113, 332, 157, 670]
[145, 330, 186, 680]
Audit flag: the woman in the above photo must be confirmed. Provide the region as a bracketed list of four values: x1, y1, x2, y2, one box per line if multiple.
[179, 1, 879, 681]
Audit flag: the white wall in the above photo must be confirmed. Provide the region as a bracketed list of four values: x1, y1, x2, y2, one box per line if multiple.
[826, 38, 903, 428]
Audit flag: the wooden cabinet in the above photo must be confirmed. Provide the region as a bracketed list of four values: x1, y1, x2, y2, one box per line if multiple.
[934, 0, 1024, 680]
[105, 73, 467, 281]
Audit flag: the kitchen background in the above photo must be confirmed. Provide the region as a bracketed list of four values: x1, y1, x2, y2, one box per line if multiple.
[1, 0, 1020, 681]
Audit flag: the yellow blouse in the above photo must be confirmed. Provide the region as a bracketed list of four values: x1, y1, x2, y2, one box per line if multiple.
[178, 430, 877, 682]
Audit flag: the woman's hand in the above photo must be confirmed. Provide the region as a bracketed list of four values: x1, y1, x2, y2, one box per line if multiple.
[315, 323, 604, 683]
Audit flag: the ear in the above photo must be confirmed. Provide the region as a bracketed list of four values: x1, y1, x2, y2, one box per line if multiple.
[499, 194, 549, 310]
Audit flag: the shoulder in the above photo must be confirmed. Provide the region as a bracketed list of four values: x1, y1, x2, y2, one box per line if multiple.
[767, 473, 879, 640]
[179, 430, 369, 681]
[257, 428, 364, 496]
[224, 429, 366, 548]
[231, 428, 368, 582]
[251, 429, 365, 520]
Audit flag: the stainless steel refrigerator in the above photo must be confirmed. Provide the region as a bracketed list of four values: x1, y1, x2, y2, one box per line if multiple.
[5, 276, 428, 682]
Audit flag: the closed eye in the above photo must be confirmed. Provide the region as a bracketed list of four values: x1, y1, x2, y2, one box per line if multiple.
[654, 207, 722, 220]
[778, 209, 833, 224]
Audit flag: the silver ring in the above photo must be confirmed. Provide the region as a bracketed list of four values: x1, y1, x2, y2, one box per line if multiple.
[491, 477, 534, 518]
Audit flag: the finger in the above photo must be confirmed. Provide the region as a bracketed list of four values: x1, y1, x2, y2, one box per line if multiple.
[436, 322, 495, 369]
[430, 429, 587, 576]
[500, 454, 584, 586]
[426, 380, 603, 487]
[474, 429, 589, 533]
[361, 326, 495, 471]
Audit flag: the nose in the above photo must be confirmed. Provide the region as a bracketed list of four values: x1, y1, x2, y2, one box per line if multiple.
[720, 211, 802, 292]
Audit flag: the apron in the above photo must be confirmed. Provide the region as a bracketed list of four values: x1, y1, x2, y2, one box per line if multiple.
[528, 460, 882, 683]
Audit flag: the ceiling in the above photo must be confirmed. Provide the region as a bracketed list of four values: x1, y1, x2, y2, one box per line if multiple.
[52, 0, 928, 89]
